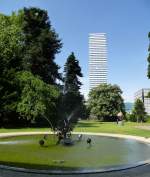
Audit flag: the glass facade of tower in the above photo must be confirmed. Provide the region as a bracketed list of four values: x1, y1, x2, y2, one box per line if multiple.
[89, 33, 107, 90]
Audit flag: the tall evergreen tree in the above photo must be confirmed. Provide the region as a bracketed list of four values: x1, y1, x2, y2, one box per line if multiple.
[22, 7, 62, 84]
[60, 52, 83, 125]
[64, 52, 82, 93]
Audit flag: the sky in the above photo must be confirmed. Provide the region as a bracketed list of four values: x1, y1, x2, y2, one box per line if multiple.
[0, 0, 150, 102]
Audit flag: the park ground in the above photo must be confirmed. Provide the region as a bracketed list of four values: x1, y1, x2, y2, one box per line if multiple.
[0, 121, 150, 137]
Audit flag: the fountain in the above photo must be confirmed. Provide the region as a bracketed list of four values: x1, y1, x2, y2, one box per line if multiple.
[0, 133, 150, 174]
[1, 112, 150, 174]
[39, 110, 77, 146]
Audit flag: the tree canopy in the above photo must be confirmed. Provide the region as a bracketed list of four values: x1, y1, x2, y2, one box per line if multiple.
[22, 7, 62, 84]
[0, 8, 84, 130]
[88, 84, 125, 121]
[0, 13, 24, 119]
[16, 71, 60, 127]
[64, 52, 82, 93]
[0, 8, 63, 127]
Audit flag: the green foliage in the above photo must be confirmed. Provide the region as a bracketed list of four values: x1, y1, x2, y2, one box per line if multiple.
[146, 91, 150, 98]
[22, 7, 62, 84]
[88, 84, 125, 121]
[0, 12, 24, 72]
[132, 99, 146, 122]
[56, 52, 83, 131]
[16, 71, 60, 126]
[0, 13, 24, 117]
[79, 101, 90, 120]
[64, 52, 83, 92]
[125, 113, 137, 122]
[62, 53, 83, 120]
[145, 115, 150, 123]
[0, 8, 63, 127]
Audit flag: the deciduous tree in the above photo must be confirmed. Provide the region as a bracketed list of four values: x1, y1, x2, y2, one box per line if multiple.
[88, 84, 125, 121]
[0, 13, 24, 125]
[132, 99, 146, 122]
[16, 71, 60, 128]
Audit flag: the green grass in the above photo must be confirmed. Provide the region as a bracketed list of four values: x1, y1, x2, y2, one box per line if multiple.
[75, 121, 150, 138]
[0, 121, 150, 138]
[0, 127, 48, 133]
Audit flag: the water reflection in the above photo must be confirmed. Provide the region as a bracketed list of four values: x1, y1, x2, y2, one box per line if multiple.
[0, 140, 33, 145]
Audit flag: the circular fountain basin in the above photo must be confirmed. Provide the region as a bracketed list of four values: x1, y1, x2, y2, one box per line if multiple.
[0, 133, 150, 174]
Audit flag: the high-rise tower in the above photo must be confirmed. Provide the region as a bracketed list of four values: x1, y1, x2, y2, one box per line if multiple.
[89, 33, 107, 90]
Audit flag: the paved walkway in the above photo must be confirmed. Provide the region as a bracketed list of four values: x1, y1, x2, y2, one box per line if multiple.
[0, 132, 150, 177]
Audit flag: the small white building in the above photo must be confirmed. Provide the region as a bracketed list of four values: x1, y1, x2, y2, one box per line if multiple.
[134, 88, 150, 115]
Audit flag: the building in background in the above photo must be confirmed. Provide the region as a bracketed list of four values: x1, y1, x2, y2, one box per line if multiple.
[134, 88, 150, 115]
[89, 33, 107, 90]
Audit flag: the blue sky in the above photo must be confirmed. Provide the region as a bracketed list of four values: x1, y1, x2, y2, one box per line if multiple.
[0, 0, 150, 102]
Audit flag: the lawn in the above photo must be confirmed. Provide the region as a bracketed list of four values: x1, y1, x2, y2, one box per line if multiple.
[0, 121, 150, 138]
[75, 121, 150, 137]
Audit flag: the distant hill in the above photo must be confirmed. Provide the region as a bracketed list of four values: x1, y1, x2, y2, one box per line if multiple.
[125, 102, 133, 112]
